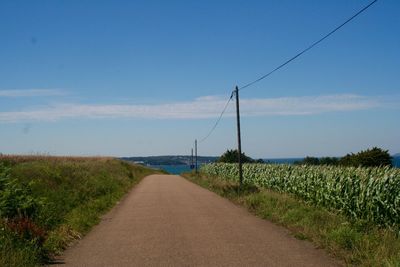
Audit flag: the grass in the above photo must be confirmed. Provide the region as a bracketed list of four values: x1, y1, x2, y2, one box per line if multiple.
[0, 155, 158, 267]
[183, 172, 400, 266]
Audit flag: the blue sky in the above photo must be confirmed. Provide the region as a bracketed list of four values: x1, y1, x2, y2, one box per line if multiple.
[0, 0, 399, 158]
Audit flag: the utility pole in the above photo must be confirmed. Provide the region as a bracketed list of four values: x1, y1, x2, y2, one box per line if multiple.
[190, 148, 194, 170]
[195, 139, 198, 174]
[234, 86, 243, 186]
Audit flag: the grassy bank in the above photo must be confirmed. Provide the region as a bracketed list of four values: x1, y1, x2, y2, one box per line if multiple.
[0, 156, 157, 267]
[183, 172, 400, 266]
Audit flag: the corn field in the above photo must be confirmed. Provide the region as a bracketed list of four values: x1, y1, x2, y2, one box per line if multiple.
[201, 163, 400, 227]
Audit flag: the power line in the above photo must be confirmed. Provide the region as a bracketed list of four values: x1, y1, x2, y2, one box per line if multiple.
[198, 92, 234, 143]
[196, 0, 378, 144]
[239, 0, 378, 91]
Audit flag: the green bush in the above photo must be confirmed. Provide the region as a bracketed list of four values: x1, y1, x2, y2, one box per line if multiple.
[0, 157, 156, 267]
[217, 149, 260, 163]
[0, 165, 44, 220]
[294, 147, 391, 167]
[339, 147, 393, 167]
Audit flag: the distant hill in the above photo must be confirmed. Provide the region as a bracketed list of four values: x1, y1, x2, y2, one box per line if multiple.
[121, 155, 218, 166]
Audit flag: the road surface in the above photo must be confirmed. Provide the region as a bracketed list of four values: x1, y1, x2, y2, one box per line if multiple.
[54, 174, 339, 266]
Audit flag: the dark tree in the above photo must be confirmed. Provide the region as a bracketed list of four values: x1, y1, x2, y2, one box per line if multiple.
[217, 149, 255, 163]
[294, 156, 338, 166]
[319, 157, 339, 166]
[339, 147, 392, 167]
[338, 153, 357, 167]
[294, 156, 320, 165]
[304, 156, 320, 165]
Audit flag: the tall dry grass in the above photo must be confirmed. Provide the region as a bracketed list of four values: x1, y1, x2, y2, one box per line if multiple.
[0, 154, 113, 164]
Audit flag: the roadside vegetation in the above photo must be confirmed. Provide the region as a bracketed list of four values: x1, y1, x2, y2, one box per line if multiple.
[184, 154, 400, 266]
[218, 147, 394, 168]
[0, 155, 157, 267]
[294, 147, 393, 167]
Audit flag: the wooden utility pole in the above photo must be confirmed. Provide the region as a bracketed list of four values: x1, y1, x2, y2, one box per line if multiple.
[191, 148, 194, 170]
[234, 86, 243, 186]
[195, 139, 198, 173]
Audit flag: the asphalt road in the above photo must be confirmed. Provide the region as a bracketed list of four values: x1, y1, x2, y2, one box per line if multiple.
[54, 174, 339, 267]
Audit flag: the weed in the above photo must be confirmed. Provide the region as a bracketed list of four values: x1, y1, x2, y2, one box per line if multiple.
[0, 156, 157, 266]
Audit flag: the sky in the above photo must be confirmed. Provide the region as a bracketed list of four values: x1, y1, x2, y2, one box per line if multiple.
[0, 0, 399, 158]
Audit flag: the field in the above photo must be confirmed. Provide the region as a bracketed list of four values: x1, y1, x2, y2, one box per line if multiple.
[185, 163, 400, 266]
[0, 155, 157, 267]
[201, 163, 400, 227]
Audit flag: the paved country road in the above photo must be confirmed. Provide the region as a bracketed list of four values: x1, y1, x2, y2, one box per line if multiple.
[53, 174, 340, 267]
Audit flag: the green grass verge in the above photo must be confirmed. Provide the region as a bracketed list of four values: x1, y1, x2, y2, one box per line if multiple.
[0, 156, 158, 267]
[183, 172, 400, 267]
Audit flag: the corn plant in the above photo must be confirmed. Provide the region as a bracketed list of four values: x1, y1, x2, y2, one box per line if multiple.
[201, 163, 400, 227]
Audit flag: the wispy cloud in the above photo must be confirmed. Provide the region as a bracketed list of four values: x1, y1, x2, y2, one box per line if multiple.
[0, 89, 65, 97]
[240, 94, 381, 115]
[0, 94, 390, 123]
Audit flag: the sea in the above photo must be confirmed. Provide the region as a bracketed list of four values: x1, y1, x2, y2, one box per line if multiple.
[149, 165, 193, 175]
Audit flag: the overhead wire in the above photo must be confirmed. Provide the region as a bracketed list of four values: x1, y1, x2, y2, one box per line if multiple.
[239, 0, 378, 91]
[198, 91, 234, 143]
[196, 0, 378, 143]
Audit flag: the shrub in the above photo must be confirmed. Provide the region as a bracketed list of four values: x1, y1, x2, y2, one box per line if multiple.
[339, 147, 393, 167]
[0, 164, 44, 221]
[0, 157, 156, 266]
[218, 149, 257, 163]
